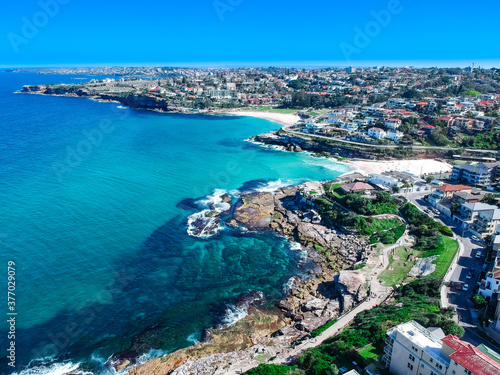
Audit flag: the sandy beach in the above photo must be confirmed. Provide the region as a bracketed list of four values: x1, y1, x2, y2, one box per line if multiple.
[349, 159, 453, 177]
[219, 110, 300, 127]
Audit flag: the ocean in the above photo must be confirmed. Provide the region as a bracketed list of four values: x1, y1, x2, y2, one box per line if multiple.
[0, 71, 350, 374]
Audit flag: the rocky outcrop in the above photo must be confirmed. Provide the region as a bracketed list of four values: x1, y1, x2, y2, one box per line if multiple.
[127, 307, 285, 375]
[233, 192, 275, 228]
[335, 270, 369, 311]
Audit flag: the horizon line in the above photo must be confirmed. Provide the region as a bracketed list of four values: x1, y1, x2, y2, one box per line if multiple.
[2, 59, 500, 70]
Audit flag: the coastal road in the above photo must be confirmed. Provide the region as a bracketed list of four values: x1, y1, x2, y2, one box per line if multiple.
[281, 126, 497, 154]
[402, 192, 500, 349]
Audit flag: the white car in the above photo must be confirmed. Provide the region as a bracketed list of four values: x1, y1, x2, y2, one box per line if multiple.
[463, 284, 469, 292]
[476, 251, 482, 259]
[472, 235, 480, 241]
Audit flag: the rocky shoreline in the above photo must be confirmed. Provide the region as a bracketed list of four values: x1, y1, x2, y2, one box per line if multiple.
[123, 183, 374, 375]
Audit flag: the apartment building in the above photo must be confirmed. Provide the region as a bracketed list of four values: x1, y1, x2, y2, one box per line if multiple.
[383, 320, 500, 375]
[450, 163, 492, 187]
[453, 202, 498, 231]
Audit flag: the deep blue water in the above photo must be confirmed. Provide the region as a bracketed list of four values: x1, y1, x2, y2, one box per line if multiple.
[0, 71, 350, 374]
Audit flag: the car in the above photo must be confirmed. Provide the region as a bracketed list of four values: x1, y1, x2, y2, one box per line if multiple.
[455, 283, 462, 290]
[463, 284, 469, 292]
[424, 208, 431, 213]
[433, 209, 440, 215]
[466, 271, 474, 279]
[472, 235, 480, 241]
[476, 251, 482, 259]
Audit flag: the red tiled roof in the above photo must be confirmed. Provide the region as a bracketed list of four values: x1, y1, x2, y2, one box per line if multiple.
[387, 118, 401, 122]
[439, 116, 452, 122]
[443, 336, 500, 375]
[341, 182, 375, 193]
[438, 184, 471, 192]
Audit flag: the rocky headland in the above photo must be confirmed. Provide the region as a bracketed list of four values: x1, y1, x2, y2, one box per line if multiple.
[124, 182, 375, 375]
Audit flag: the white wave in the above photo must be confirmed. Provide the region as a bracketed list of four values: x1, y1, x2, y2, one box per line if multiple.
[13, 361, 82, 375]
[116, 105, 128, 109]
[219, 304, 249, 327]
[135, 349, 170, 366]
[283, 276, 300, 295]
[186, 333, 200, 344]
[187, 190, 232, 238]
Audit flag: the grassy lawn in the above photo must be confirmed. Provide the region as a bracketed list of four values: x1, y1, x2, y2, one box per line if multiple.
[423, 236, 459, 279]
[358, 345, 380, 361]
[379, 247, 417, 286]
[324, 182, 347, 199]
[364, 218, 403, 236]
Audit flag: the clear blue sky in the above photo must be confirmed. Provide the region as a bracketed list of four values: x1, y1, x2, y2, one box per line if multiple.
[1, 0, 499, 68]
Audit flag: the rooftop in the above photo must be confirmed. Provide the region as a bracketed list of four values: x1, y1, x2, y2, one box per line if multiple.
[443, 335, 500, 375]
[438, 184, 471, 192]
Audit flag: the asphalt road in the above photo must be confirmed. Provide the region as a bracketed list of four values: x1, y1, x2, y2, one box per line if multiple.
[402, 191, 500, 349]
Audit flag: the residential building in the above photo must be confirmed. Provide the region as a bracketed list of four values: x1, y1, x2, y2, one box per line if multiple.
[450, 163, 492, 187]
[369, 173, 402, 189]
[428, 184, 471, 207]
[453, 202, 498, 231]
[469, 205, 500, 238]
[386, 130, 404, 142]
[478, 256, 500, 299]
[340, 182, 376, 195]
[383, 320, 500, 375]
[385, 118, 402, 129]
[367, 127, 386, 139]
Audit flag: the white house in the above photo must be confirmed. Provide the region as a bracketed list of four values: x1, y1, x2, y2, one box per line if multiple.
[386, 130, 404, 142]
[340, 122, 358, 132]
[367, 127, 386, 139]
[369, 173, 401, 188]
[385, 118, 402, 129]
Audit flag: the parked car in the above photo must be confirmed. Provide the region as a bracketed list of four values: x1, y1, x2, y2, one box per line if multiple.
[472, 235, 480, 241]
[424, 208, 431, 213]
[463, 284, 469, 292]
[466, 270, 474, 279]
[476, 251, 482, 259]
[455, 283, 462, 290]
[433, 209, 440, 215]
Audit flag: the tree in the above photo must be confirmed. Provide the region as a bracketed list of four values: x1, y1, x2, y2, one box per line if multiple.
[426, 176, 435, 184]
[439, 320, 465, 337]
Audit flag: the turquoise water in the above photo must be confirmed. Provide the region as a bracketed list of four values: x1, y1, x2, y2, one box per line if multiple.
[0, 72, 349, 374]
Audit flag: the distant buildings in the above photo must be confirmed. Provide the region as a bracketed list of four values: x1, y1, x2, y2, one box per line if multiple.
[383, 320, 500, 375]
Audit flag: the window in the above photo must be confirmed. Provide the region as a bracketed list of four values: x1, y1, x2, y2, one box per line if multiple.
[409, 354, 415, 362]
[430, 358, 433, 363]
[436, 363, 443, 370]
[407, 363, 414, 370]
[452, 371, 456, 375]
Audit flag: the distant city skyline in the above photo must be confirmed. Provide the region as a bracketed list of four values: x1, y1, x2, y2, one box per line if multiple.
[1, 0, 499, 68]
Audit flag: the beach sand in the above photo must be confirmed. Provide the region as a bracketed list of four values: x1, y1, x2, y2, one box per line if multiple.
[349, 159, 453, 177]
[219, 110, 300, 127]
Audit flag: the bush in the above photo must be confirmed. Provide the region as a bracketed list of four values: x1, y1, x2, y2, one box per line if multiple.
[471, 294, 488, 307]
[246, 364, 298, 375]
[439, 320, 465, 337]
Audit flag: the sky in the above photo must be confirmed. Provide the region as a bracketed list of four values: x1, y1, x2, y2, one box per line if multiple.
[1, 0, 500, 68]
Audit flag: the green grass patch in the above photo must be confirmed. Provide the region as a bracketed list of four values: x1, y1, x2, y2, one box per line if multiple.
[423, 236, 459, 279]
[379, 247, 417, 286]
[311, 319, 338, 337]
[358, 345, 379, 360]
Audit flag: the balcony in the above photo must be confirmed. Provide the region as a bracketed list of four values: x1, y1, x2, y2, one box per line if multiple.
[384, 346, 393, 356]
[385, 337, 394, 346]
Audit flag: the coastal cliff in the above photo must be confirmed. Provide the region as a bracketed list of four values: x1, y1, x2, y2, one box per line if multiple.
[125, 183, 374, 375]
[22, 84, 173, 112]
